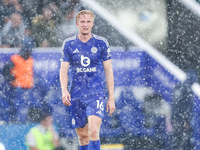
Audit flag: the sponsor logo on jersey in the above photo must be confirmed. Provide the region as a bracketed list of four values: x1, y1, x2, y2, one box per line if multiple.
[77, 55, 97, 73]
[96, 110, 102, 116]
[91, 47, 97, 53]
[77, 67, 97, 73]
[81, 55, 90, 67]
[60, 51, 64, 61]
[73, 48, 79, 53]
[107, 48, 111, 57]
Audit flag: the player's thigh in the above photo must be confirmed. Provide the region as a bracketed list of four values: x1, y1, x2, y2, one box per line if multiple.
[75, 123, 89, 138]
[88, 115, 102, 130]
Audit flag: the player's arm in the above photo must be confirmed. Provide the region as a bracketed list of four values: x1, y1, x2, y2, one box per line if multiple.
[47, 125, 60, 147]
[60, 61, 71, 106]
[103, 59, 115, 116]
[2, 60, 15, 82]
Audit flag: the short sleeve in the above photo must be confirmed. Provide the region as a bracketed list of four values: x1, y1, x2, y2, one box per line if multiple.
[60, 41, 70, 62]
[26, 131, 36, 147]
[101, 38, 111, 61]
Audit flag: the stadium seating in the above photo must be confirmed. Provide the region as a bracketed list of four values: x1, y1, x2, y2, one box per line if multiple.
[115, 90, 170, 149]
[100, 107, 125, 144]
[118, 90, 155, 136]
[0, 77, 17, 123]
[0, 96, 10, 123]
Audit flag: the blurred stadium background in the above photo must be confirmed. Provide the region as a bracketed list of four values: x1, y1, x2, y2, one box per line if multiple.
[1, 0, 200, 150]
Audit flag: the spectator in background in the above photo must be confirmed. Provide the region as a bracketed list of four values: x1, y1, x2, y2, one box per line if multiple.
[2, 39, 35, 88]
[0, 0, 14, 29]
[21, 0, 66, 26]
[10, 0, 23, 12]
[0, 12, 26, 48]
[70, 0, 81, 8]
[26, 106, 64, 150]
[31, 4, 59, 47]
[55, 2, 78, 46]
[1, 38, 35, 122]
[20, 0, 43, 28]
[0, 0, 22, 29]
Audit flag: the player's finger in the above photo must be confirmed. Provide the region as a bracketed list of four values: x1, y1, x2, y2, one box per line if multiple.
[65, 98, 71, 106]
[63, 96, 71, 106]
[108, 107, 115, 116]
[67, 95, 71, 105]
[68, 94, 71, 101]
[108, 111, 112, 116]
[65, 101, 70, 106]
[108, 109, 113, 116]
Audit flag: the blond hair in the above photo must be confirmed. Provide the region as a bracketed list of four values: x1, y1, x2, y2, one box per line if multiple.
[75, 10, 95, 23]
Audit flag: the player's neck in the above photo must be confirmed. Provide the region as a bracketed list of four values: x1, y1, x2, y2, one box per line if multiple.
[78, 33, 92, 43]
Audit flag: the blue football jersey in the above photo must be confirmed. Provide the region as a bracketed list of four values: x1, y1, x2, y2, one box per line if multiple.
[61, 34, 111, 100]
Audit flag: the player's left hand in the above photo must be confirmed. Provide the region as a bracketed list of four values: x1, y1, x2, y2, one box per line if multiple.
[106, 98, 115, 116]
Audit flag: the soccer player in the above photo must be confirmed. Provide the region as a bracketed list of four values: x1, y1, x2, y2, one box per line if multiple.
[60, 10, 115, 150]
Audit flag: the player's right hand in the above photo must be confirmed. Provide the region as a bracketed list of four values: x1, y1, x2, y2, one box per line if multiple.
[62, 90, 71, 106]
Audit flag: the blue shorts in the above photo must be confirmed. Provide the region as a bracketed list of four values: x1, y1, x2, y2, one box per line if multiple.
[70, 98, 105, 128]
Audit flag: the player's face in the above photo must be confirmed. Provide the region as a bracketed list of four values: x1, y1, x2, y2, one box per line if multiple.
[76, 14, 94, 35]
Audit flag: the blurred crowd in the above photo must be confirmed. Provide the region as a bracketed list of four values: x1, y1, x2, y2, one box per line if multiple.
[0, 0, 82, 48]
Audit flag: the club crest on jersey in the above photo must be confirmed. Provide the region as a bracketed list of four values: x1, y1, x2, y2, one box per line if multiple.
[91, 47, 97, 53]
[72, 118, 75, 125]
